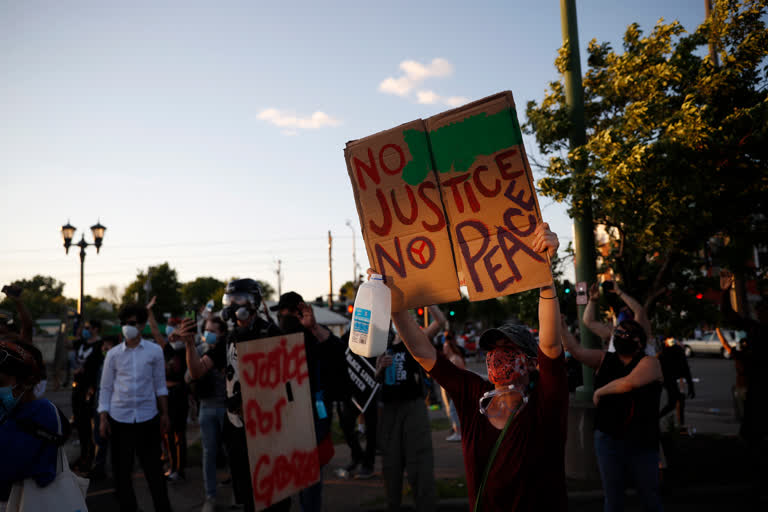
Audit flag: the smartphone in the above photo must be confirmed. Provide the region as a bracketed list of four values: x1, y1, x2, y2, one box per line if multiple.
[601, 280, 614, 293]
[575, 282, 588, 305]
[183, 310, 197, 326]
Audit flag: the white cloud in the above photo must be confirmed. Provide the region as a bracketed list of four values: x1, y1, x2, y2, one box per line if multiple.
[445, 96, 469, 107]
[257, 108, 341, 132]
[416, 90, 468, 108]
[399, 58, 453, 81]
[416, 90, 440, 105]
[379, 77, 414, 97]
[378, 58, 456, 97]
[378, 58, 467, 107]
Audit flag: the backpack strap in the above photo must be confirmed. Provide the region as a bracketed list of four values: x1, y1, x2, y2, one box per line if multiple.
[13, 402, 68, 446]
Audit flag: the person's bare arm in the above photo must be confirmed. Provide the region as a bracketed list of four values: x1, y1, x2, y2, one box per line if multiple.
[716, 327, 732, 356]
[146, 296, 166, 347]
[177, 318, 213, 379]
[583, 284, 613, 342]
[375, 353, 393, 381]
[299, 302, 331, 342]
[11, 291, 34, 344]
[157, 395, 170, 433]
[612, 285, 652, 339]
[561, 316, 604, 370]
[391, 310, 438, 371]
[422, 305, 446, 339]
[533, 223, 563, 360]
[593, 356, 662, 405]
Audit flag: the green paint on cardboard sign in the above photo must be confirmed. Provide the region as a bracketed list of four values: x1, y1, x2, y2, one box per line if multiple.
[400, 108, 523, 185]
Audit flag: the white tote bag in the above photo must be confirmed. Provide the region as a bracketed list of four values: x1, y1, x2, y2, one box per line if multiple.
[6, 401, 90, 512]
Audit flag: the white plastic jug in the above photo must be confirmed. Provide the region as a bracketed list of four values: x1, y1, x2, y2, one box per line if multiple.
[348, 274, 391, 358]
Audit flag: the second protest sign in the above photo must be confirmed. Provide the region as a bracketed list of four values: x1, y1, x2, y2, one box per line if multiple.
[237, 333, 319, 511]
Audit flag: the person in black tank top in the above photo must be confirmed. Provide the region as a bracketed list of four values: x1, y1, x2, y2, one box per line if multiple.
[562, 317, 664, 512]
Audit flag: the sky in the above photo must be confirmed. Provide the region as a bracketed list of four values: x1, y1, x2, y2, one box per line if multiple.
[0, 0, 707, 306]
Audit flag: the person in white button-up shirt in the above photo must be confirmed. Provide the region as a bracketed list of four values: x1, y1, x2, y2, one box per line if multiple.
[98, 303, 172, 512]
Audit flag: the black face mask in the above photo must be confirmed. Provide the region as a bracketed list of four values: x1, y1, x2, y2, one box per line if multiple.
[279, 315, 303, 335]
[614, 333, 639, 355]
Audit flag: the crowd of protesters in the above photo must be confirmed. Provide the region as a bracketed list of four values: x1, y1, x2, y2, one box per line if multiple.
[1, 221, 766, 512]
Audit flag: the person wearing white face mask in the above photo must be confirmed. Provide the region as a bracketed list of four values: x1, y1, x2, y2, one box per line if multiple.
[98, 303, 172, 512]
[180, 316, 230, 512]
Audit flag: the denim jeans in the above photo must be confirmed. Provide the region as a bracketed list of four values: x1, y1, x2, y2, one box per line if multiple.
[594, 430, 663, 512]
[199, 403, 227, 499]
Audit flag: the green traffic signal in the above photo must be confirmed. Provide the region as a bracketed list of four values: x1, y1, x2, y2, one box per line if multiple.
[564, 288, 571, 294]
[449, 310, 455, 316]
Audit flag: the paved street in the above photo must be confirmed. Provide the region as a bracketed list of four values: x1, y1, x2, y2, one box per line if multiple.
[43, 353, 754, 511]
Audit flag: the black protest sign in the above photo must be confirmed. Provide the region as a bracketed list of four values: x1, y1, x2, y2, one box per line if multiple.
[345, 349, 380, 413]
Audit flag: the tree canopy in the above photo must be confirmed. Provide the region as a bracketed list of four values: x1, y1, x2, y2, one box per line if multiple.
[181, 277, 226, 310]
[525, 0, 767, 330]
[122, 262, 183, 315]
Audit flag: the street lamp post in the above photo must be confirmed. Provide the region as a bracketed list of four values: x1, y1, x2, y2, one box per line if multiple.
[61, 220, 107, 316]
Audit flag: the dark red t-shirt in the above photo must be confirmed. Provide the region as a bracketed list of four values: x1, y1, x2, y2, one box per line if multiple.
[430, 346, 568, 511]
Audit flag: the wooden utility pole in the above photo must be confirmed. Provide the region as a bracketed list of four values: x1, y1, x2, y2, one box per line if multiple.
[328, 231, 333, 308]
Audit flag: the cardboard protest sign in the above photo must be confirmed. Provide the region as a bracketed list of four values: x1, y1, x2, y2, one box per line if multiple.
[345, 120, 461, 311]
[426, 92, 552, 300]
[345, 348, 380, 413]
[345, 91, 552, 309]
[237, 333, 319, 511]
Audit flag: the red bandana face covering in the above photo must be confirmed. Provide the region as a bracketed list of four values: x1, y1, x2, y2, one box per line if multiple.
[486, 346, 534, 386]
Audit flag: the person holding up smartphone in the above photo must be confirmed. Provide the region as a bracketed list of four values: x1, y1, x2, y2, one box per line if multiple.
[583, 281, 656, 356]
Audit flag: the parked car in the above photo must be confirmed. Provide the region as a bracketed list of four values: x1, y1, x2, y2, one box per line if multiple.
[681, 329, 746, 358]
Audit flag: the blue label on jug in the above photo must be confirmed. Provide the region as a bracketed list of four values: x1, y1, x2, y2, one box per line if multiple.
[351, 308, 372, 346]
[353, 308, 371, 334]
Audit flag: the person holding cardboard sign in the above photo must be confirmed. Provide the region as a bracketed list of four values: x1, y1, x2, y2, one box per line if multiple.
[369, 222, 568, 512]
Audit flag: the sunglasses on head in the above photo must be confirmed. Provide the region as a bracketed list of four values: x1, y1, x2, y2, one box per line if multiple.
[0, 341, 33, 368]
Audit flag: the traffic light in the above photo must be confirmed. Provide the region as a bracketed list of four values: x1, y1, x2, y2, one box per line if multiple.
[347, 304, 354, 314]
[417, 308, 424, 316]
[563, 279, 572, 294]
[449, 310, 455, 317]
[695, 293, 703, 300]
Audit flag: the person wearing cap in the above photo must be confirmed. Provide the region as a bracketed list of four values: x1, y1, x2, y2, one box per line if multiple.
[375, 222, 568, 511]
[560, 314, 663, 511]
[0, 340, 69, 508]
[178, 278, 288, 512]
[272, 291, 351, 511]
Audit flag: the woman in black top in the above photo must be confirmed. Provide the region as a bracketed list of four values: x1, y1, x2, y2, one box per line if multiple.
[561, 315, 663, 512]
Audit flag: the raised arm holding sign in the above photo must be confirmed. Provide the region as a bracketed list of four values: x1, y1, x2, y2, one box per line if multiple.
[369, 222, 568, 512]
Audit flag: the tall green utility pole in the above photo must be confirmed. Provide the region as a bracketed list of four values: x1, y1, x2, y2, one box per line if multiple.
[560, 0, 599, 401]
